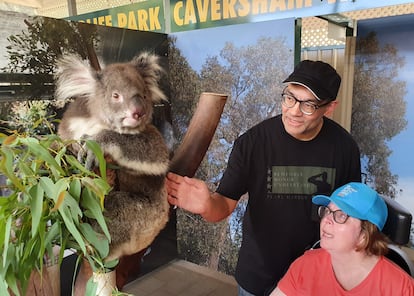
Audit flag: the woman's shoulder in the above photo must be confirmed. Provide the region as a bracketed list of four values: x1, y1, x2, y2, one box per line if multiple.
[298, 248, 330, 263]
[379, 256, 414, 280]
[304, 247, 327, 256]
[371, 256, 414, 293]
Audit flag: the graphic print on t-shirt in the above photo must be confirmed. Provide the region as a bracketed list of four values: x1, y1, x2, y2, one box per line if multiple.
[267, 166, 336, 199]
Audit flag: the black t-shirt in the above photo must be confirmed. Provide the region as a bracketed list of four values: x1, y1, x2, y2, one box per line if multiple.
[216, 115, 361, 295]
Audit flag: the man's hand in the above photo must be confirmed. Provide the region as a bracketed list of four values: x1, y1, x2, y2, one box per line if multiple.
[166, 172, 211, 215]
[166, 172, 237, 222]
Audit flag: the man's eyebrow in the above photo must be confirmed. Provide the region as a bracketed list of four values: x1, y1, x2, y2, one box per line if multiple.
[284, 89, 318, 103]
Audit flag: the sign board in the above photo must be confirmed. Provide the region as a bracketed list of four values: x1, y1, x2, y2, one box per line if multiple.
[67, 0, 414, 33]
[170, 0, 414, 31]
[67, 0, 165, 32]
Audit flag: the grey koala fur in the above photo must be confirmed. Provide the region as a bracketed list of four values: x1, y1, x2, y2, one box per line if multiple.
[55, 52, 170, 261]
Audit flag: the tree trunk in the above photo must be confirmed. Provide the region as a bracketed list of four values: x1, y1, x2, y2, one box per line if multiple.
[169, 92, 228, 177]
[208, 220, 229, 271]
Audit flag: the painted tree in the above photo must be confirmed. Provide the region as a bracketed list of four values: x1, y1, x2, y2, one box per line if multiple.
[1, 16, 99, 133]
[167, 36, 202, 143]
[3, 16, 99, 75]
[172, 36, 293, 274]
[352, 31, 407, 198]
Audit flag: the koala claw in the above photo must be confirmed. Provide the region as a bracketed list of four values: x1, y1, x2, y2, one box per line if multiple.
[77, 140, 98, 171]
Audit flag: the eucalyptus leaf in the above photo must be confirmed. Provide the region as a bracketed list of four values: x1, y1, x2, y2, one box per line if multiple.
[21, 236, 43, 268]
[0, 132, 111, 294]
[19, 137, 65, 176]
[69, 178, 81, 201]
[81, 177, 105, 198]
[39, 177, 70, 203]
[81, 188, 110, 240]
[62, 191, 83, 221]
[38, 176, 55, 200]
[58, 206, 86, 254]
[65, 154, 96, 176]
[44, 221, 60, 246]
[85, 276, 98, 296]
[79, 223, 109, 259]
[0, 275, 8, 295]
[0, 148, 24, 192]
[5, 274, 20, 296]
[2, 216, 12, 268]
[16, 161, 35, 180]
[103, 258, 119, 270]
[85, 140, 106, 180]
[54, 178, 70, 200]
[54, 144, 67, 167]
[29, 184, 44, 236]
[93, 178, 112, 195]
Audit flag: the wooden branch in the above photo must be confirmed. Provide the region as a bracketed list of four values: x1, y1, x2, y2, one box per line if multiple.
[169, 92, 228, 177]
[77, 22, 101, 71]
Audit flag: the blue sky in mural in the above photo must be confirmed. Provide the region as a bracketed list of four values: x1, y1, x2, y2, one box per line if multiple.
[171, 18, 295, 73]
[358, 14, 414, 216]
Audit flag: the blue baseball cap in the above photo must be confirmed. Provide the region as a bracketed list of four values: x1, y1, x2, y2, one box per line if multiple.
[312, 182, 388, 230]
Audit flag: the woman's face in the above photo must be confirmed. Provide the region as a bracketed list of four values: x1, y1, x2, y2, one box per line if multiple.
[319, 202, 364, 254]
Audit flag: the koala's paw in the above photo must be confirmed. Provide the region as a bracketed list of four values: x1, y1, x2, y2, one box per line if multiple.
[77, 138, 99, 171]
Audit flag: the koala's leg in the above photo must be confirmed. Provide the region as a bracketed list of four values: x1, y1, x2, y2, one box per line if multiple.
[101, 188, 170, 261]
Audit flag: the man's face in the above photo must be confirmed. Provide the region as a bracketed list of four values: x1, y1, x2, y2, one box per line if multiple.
[281, 83, 332, 141]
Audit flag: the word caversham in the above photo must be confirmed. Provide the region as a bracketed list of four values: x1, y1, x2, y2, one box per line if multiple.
[172, 0, 328, 26]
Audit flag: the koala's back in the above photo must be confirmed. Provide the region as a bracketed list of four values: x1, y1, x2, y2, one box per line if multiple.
[58, 98, 107, 140]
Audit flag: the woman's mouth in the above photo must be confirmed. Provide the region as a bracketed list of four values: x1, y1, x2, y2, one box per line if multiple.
[321, 230, 333, 239]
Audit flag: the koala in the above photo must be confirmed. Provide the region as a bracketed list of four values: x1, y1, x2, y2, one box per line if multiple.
[55, 53, 170, 261]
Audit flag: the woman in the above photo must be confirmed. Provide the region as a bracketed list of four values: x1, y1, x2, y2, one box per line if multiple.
[271, 182, 414, 296]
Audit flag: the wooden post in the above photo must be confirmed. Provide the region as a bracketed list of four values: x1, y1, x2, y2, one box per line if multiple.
[169, 92, 228, 177]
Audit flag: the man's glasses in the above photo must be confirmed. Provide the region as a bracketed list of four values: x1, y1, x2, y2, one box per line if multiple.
[317, 206, 349, 224]
[281, 92, 331, 115]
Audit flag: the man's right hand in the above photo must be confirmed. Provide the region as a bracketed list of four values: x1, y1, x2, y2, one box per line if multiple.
[166, 172, 237, 222]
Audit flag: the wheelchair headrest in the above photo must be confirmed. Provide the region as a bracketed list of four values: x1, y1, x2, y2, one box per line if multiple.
[381, 195, 412, 245]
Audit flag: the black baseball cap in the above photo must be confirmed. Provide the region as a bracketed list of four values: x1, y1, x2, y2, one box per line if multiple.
[283, 60, 341, 101]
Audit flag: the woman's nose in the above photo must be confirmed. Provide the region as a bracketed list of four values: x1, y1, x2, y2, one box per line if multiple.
[322, 212, 334, 224]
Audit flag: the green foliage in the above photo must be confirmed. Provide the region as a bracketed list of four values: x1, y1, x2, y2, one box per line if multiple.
[0, 131, 113, 295]
[6, 100, 59, 135]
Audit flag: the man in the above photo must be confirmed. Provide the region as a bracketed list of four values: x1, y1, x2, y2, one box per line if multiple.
[167, 60, 361, 295]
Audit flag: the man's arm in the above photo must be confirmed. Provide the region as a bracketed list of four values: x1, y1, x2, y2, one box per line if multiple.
[166, 172, 238, 222]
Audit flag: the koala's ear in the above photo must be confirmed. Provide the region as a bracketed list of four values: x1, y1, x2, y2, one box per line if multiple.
[54, 54, 98, 101]
[131, 52, 167, 103]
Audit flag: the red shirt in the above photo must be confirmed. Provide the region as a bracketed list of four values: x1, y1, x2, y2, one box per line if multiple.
[278, 248, 414, 295]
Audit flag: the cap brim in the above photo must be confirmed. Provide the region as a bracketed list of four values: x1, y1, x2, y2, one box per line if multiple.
[312, 195, 331, 206]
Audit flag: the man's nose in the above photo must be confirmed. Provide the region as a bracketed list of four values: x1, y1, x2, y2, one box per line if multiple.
[289, 100, 303, 115]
